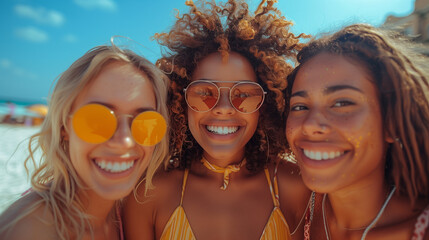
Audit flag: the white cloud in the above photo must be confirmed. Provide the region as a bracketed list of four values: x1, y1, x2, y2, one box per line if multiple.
[0, 59, 38, 80]
[14, 27, 49, 42]
[74, 0, 117, 11]
[14, 4, 65, 26]
[64, 34, 78, 43]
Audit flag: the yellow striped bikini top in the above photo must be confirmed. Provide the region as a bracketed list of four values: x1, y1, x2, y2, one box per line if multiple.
[159, 168, 291, 240]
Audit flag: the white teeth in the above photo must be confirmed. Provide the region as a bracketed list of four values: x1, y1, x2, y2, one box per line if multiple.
[95, 160, 135, 173]
[303, 149, 344, 161]
[206, 125, 239, 135]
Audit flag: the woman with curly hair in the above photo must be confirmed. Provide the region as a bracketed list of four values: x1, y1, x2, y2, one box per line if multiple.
[0, 45, 170, 240]
[286, 24, 429, 239]
[124, 0, 313, 239]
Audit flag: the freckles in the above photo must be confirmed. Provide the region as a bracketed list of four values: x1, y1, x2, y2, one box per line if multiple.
[348, 135, 363, 159]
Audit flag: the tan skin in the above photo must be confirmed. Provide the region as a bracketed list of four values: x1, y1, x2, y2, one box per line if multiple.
[0, 61, 158, 240]
[124, 52, 310, 240]
[286, 53, 428, 240]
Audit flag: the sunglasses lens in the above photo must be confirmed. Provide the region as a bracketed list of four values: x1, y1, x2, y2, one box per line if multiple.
[72, 104, 117, 144]
[231, 83, 264, 113]
[131, 111, 167, 146]
[185, 82, 219, 112]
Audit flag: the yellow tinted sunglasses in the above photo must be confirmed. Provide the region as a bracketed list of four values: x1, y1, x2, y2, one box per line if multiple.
[71, 104, 167, 146]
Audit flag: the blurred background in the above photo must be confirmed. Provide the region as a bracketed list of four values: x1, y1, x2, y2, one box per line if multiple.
[1, 0, 427, 213]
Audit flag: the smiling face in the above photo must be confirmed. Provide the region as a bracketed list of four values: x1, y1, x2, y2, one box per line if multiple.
[286, 53, 391, 193]
[188, 52, 259, 164]
[67, 61, 157, 200]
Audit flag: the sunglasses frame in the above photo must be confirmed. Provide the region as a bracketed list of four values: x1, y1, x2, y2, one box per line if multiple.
[183, 80, 267, 114]
[70, 103, 166, 146]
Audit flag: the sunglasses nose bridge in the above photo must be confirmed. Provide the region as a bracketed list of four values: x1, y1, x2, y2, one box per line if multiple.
[212, 87, 236, 114]
[107, 114, 136, 148]
[218, 85, 232, 98]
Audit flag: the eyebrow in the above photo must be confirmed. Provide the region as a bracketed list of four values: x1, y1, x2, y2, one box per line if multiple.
[197, 79, 254, 83]
[89, 101, 156, 114]
[291, 84, 363, 98]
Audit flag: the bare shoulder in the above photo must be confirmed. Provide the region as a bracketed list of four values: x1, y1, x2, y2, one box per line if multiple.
[125, 168, 184, 208]
[275, 159, 310, 199]
[123, 168, 185, 240]
[0, 192, 57, 239]
[371, 198, 429, 239]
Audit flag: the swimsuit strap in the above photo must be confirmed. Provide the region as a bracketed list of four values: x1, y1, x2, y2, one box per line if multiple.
[264, 168, 280, 207]
[180, 169, 190, 206]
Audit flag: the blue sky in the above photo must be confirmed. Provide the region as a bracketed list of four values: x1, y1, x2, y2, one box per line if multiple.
[0, 0, 415, 103]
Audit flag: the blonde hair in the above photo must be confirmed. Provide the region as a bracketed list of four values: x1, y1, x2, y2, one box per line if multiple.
[0, 45, 169, 239]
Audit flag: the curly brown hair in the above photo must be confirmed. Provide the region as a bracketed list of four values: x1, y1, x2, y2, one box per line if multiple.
[154, 0, 306, 172]
[286, 24, 429, 207]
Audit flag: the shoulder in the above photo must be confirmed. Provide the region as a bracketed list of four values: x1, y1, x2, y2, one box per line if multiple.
[124, 168, 184, 213]
[0, 191, 57, 239]
[274, 159, 310, 198]
[268, 159, 312, 226]
[371, 198, 429, 240]
[123, 168, 185, 240]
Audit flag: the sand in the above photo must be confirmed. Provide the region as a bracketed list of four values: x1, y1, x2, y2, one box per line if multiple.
[0, 125, 40, 214]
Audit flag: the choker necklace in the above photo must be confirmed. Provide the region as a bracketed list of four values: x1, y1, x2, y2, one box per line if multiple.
[201, 157, 246, 190]
[322, 186, 396, 240]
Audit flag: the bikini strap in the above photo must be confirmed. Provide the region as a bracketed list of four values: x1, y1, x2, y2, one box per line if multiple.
[180, 169, 190, 206]
[264, 168, 280, 207]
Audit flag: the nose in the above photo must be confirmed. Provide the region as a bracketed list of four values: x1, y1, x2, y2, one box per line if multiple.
[107, 115, 136, 148]
[213, 87, 236, 115]
[301, 109, 330, 136]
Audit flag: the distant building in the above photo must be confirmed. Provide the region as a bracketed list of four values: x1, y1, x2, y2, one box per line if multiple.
[382, 0, 429, 56]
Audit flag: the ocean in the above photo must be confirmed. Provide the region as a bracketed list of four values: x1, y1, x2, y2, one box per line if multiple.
[0, 124, 40, 214]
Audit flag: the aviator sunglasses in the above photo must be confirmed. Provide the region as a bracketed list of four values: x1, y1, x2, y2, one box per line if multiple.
[184, 80, 267, 114]
[71, 104, 167, 146]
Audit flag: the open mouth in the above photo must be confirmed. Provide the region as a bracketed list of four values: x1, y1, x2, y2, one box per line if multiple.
[206, 125, 239, 135]
[93, 159, 136, 173]
[303, 149, 346, 161]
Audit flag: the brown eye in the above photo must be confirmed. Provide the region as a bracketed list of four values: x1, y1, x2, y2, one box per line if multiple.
[333, 100, 354, 107]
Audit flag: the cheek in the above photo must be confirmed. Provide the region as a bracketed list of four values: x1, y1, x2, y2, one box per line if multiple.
[187, 110, 198, 136]
[138, 146, 154, 170]
[285, 119, 298, 141]
[248, 112, 259, 132]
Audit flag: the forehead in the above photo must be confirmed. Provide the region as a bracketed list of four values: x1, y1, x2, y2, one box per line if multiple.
[293, 53, 376, 94]
[73, 61, 156, 110]
[192, 52, 257, 83]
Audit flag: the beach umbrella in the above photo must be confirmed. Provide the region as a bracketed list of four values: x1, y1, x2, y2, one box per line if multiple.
[26, 104, 48, 117]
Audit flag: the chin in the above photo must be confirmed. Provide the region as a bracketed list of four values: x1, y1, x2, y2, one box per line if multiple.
[94, 183, 136, 201]
[300, 172, 341, 194]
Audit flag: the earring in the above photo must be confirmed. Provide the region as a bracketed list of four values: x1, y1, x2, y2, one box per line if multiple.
[168, 150, 180, 169]
[395, 137, 403, 149]
[283, 149, 297, 164]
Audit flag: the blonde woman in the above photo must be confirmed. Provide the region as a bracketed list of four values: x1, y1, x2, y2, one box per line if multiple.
[0, 45, 170, 240]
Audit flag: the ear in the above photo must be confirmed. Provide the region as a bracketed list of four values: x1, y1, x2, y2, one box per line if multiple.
[61, 126, 69, 141]
[385, 136, 394, 143]
[384, 129, 394, 143]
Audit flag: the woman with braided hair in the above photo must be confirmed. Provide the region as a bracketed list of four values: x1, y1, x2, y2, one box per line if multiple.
[124, 0, 314, 239]
[286, 24, 429, 239]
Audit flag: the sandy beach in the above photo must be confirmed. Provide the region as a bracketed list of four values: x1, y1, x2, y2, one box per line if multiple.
[0, 124, 40, 214]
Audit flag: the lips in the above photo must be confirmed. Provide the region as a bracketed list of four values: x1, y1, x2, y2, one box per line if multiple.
[303, 149, 345, 161]
[93, 159, 135, 173]
[206, 125, 239, 135]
